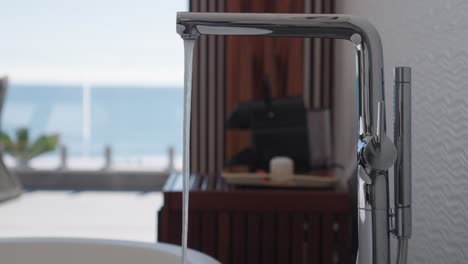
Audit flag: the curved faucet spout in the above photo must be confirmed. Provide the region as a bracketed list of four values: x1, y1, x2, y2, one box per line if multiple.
[177, 12, 385, 137]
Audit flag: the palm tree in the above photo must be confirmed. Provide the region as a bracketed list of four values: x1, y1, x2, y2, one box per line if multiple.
[0, 127, 59, 169]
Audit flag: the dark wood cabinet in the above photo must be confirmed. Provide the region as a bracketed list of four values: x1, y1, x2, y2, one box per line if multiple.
[158, 175, 352, 264]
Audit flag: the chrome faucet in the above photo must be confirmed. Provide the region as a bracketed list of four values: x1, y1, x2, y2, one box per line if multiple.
[176, 12, 412, 264]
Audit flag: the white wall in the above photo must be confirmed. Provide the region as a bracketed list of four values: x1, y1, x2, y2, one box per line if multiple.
[334, 0, 468, 263]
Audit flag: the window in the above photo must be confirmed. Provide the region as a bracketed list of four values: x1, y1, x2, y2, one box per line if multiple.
[0, 0, 187, 242]
[0, 0, 187, 171]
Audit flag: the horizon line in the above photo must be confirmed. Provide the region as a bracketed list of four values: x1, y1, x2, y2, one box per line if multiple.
[0, 67, 184, 87]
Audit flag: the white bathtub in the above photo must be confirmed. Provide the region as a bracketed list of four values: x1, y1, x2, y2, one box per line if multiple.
[0, 238, 220, 264]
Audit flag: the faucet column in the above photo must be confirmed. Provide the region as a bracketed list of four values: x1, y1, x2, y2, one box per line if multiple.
[353, 32, 396, 263]
[357, 102, 396, 264]
[393, 67, 412, 264]
[393, 67, 412, 239]
[357, 168, 391, 264]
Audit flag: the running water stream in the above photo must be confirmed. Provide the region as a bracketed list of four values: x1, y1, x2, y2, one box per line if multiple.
[181, 38, 196, 264]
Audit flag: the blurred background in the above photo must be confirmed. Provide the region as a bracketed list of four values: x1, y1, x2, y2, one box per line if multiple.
[0, 0, 187, 243]
[1, 0, 186, 171]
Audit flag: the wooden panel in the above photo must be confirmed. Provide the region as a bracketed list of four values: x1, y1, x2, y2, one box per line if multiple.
[169, 210, 182, 245]
[225, 0, 308, 160]
[277, 213, 291, 263]
[281, 0, 304, 97]
[189, 0, 226, 183]
[263, 36, 276, 96]
[158, 189, 352, 264]
[291, 213, 305, 264]
[218, 212, 230, 264]
[328, 0, 336, 113]
[303, 0, 312, 109]
[307, 213, 320, 264]
[250, 0, 266, 100]
[225, 0, 243, 162]
[188, 211, 202, 250]
[232, 212, 246, 264]
[188, 0, 335, 183]
[207, 0, 216, 178]
[287, 37, 305, 97]
[322, 0, 333, 109]
[321, 214, 335, 264]
[159, 194, 171, 242]
[201, 211, 217, 257]
[261, 213, 276, 264]
[216, 0, 226, 180]
[247, 213, 261, 264]
[311, 0, 323, 109]
[214, 0, 225, 178]
[337, 214, 351, 264]
[168, 191, 351, 213]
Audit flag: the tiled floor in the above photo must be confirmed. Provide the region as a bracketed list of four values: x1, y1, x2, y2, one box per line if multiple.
[0, 191, 163, 242]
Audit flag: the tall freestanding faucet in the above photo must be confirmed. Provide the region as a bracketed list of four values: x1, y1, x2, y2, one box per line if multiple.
[176, 12, 412, 264]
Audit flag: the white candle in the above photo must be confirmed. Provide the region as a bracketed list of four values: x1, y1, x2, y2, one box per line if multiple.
[269, 156, 294, 181]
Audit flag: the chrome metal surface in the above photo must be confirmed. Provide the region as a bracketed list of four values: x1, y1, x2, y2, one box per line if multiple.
[376, 102, 384, 144]
[394, 67, 411, 83]
[361, 101, 397, 172]
[396, 239, 409, 264]
[361, 135, 397, 173]
[176, 13, 412, 264]
[357, 166, 391, 263]
[177, 12, 385, 138]
[393, 66, 412, 238]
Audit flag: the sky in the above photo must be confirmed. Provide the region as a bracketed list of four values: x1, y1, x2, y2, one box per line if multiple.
[0, 0, 187, 86]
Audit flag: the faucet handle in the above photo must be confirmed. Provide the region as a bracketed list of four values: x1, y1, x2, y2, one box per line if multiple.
[375, 101, 385, 145]
[360, 101, 397, 172]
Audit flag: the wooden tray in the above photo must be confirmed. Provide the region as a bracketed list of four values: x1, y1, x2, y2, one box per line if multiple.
[221, 172, 337, 188]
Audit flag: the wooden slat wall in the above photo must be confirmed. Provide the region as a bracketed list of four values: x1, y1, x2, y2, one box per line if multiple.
[225, 0, 307, 162]
[190, 0, 335, 183]
[159, 191, 352, 264]
[190, 0, 226, 186]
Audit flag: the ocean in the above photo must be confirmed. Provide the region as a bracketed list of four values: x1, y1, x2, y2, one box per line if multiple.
[2, 83, 184, 160]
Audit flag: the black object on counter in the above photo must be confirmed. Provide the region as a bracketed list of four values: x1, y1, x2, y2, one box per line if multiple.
[225, 77, 310, 173]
